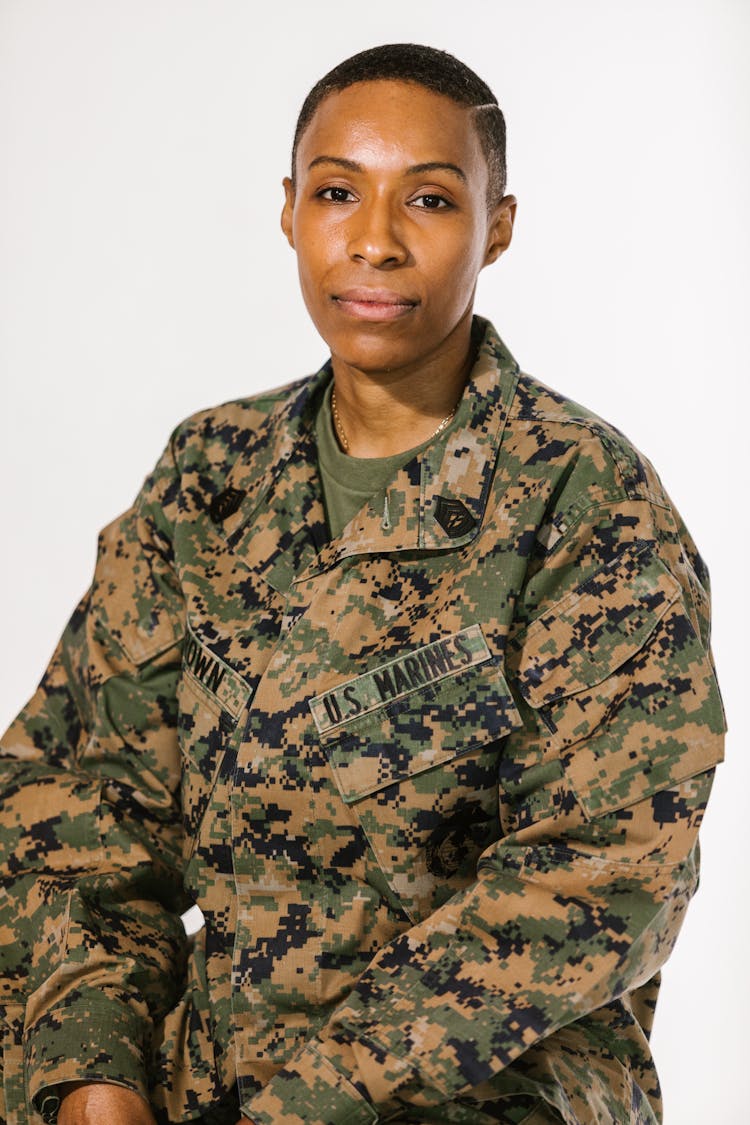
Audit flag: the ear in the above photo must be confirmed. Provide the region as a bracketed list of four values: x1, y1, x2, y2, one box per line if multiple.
[281, 177, 296, 248]
[483, 194, 517, 267]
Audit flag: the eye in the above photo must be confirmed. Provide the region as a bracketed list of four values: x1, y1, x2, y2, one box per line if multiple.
[410, 193, 451, 210]
[317, 186, 356, 203]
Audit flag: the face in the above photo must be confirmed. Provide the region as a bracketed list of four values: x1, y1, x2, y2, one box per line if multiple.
[281, 80, 515, 380]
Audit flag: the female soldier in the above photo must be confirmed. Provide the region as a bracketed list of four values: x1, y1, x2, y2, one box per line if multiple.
[0, 44, 724, 1125]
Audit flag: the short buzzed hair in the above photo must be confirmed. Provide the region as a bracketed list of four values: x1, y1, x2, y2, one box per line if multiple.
[291, 43, 507, 206]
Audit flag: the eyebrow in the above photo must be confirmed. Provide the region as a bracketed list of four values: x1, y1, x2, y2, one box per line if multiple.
[307, 156, 467, 183]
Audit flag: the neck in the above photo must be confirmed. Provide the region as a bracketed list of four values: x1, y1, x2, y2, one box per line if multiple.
[330, 316, 475, 458]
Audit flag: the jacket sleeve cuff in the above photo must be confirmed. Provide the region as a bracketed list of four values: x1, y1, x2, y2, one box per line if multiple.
[240, 1041, 381, 1125]
[24, 994, 150, 1121]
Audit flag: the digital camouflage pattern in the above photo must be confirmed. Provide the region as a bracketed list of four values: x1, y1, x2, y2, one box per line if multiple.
[0, 318, 725, 1124]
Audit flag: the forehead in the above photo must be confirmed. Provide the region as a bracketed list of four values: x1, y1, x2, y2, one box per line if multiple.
[297, 79, 486, 180]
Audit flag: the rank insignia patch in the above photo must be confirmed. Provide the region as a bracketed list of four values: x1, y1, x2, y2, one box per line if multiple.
[210, 487, 246, 523]
[434, 494, 476, 538]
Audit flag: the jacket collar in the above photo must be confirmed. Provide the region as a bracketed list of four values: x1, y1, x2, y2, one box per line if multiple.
[216, 317, 520, 579]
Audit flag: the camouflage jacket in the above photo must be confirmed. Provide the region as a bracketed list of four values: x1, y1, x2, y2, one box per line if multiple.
[0, 319, 725, 1125]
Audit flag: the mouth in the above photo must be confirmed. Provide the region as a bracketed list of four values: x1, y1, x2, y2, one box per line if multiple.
[332, 288, 418, 323]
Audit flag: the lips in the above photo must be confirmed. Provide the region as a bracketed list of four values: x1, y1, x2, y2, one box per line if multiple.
[332, 288, 418, 323]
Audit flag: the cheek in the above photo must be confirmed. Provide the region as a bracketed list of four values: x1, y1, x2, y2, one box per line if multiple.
[294, 234, 340, 305]
[294, 209, 342, 258]
[426, 234, 485, 308]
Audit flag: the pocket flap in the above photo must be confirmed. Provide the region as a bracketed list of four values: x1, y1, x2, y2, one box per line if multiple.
[515, 541, 682, 708]
[322, 659, 522, 804]
[566, 678, 725, 820]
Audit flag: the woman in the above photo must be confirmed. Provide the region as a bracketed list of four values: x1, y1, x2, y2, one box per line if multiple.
[0, 44, 725, 1125]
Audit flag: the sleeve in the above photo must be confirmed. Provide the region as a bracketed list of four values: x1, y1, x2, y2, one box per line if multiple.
[0, 438, 190, 1121]
[240, 490, 726, 1125]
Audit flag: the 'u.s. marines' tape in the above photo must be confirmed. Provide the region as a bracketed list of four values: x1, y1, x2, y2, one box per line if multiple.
[310, 624, 491, 735]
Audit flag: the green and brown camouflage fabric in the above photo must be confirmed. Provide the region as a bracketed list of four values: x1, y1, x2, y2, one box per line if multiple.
[0, 318, 725, 1124]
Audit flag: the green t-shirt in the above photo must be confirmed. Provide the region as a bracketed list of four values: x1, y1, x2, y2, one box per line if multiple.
[314, 381, 457, 539]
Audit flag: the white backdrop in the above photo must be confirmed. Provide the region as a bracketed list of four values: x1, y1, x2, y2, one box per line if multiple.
[1, 1, 747, 1120]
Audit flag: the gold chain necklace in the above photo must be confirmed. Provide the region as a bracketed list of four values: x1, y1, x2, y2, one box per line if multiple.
[330, 386, 457, 455]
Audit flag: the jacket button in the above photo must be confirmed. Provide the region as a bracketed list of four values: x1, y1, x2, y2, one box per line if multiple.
[39, 1092, 61, 1124]
[425, 804, 492, 877]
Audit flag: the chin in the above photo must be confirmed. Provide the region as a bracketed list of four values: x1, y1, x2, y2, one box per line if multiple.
[319, 323, 423, 375]
[333, 342, 421, 376]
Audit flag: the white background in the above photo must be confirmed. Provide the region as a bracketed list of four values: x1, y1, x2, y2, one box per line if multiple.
[1, 1, 747, 1120]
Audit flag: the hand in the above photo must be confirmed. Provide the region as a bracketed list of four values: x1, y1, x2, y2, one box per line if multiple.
[57, 1082, 157, 1125]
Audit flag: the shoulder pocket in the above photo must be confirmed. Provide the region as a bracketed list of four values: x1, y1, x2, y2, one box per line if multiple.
[510, 541, 725, 821]
[90, 510, 185, 678]
[515, 540, 681, 710]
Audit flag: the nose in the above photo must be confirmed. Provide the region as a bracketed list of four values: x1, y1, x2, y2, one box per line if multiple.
[347, 196, 408, 269]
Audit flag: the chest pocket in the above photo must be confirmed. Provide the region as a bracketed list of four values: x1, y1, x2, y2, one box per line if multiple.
[177, 623, 252, 856]
[317, 655, 523, 923]
[504, 540, 726, 831]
